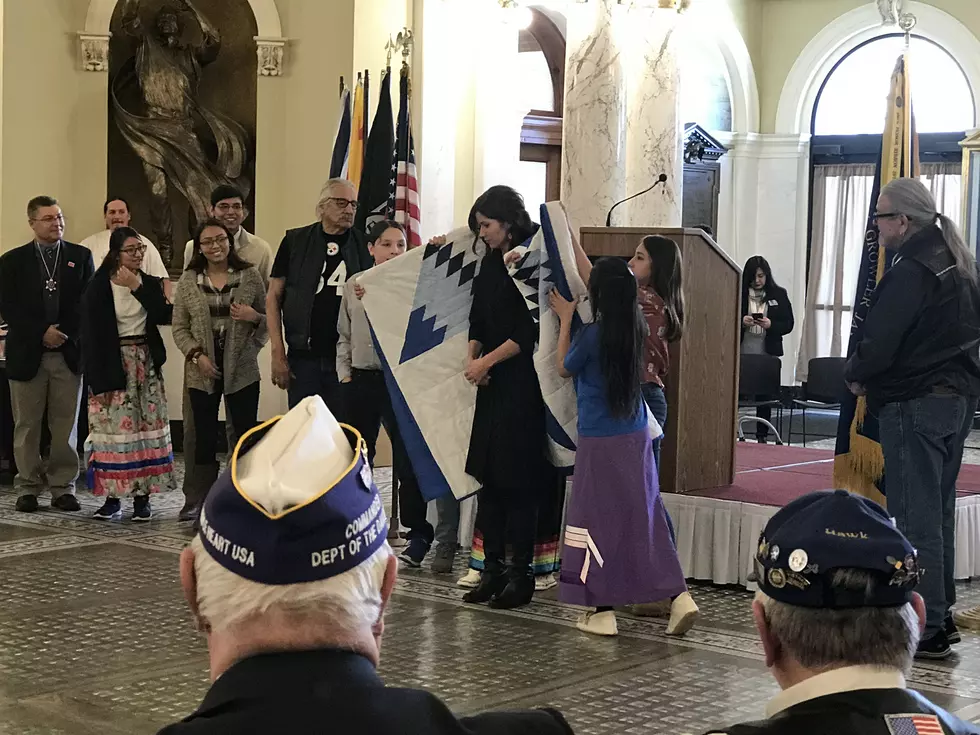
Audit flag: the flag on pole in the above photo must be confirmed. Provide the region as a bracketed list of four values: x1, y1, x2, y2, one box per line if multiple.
[833, 52, 920, 505]
[329, 83, 352, 179]
[389, 63, 422, 248]
[354, 70, 395, 234]
[348, 73, 367, 187]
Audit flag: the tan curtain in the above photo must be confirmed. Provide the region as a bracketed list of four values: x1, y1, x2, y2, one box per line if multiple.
[921, 162, 962, 221]
[797, 164, 876, 380]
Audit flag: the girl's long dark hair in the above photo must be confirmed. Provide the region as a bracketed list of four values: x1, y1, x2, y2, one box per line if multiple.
[468, 185, 538, 251]
[741, 255, 779, 316]
[640, 235, 685, 342]
[589, 257, 644, 420]
[99, 226, 143, 276]
[186, 219, 253, 273]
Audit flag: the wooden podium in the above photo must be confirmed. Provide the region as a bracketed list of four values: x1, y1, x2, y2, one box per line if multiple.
[579, 227, 741, 494]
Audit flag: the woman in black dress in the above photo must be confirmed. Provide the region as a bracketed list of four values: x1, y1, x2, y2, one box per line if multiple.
[462, 186, 554, 610]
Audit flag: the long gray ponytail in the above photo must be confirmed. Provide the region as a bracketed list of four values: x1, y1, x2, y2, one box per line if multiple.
[881, 178, 977, 283]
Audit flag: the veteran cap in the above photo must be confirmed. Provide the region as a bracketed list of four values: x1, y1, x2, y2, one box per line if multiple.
[197, 396, 389, 585]
[750, 489, 919, 608]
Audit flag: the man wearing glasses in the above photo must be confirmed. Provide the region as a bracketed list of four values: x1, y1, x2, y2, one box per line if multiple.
[0, 196, 94, 513]
[267, 178, 372, 412]
[182, 185, 272, 283]
[81, 196, 172, 298]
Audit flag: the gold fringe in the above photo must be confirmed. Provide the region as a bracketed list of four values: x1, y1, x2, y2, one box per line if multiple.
[831, 395, 886, 507]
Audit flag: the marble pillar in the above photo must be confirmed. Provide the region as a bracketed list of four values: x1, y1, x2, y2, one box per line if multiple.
[623, 7, 683, 227]
[561, 0, 626, 234]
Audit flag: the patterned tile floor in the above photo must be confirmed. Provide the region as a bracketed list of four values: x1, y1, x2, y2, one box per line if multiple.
[2, 457, 980, 734]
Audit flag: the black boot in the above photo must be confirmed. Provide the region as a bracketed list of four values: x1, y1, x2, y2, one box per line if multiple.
[462, 558, 507, 604]
[489, 566, 534, 610]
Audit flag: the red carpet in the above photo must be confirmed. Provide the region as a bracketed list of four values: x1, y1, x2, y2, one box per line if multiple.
[691, 444, 980, 506]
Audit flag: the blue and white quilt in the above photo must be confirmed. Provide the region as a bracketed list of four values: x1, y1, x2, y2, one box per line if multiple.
[360, 203, 590, 501]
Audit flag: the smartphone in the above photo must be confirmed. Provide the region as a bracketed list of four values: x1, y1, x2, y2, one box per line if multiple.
[751, 312, 764, 320]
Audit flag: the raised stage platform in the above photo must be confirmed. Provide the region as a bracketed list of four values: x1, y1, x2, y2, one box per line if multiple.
[662, 444, 980, 588]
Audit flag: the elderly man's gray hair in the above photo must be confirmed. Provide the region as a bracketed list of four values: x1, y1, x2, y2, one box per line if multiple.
[190, 536, 391, 635]
[316, 178, 356, 216]
[759, 568, 920, 673]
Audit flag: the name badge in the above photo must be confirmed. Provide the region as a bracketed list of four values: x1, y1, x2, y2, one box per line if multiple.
[768, 300, 778, 307]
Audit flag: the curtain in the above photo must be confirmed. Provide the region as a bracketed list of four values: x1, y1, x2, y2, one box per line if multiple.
[796, 162, 961, 380]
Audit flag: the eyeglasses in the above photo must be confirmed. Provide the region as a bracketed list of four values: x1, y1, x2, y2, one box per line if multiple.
[872, 212, 901, 223]
[200, 235, 229, 249]
[121, 245, 147, 256]
[328, 197, 359, 211]
[215, 202, 245, 213]
[31, 214, 65, 224]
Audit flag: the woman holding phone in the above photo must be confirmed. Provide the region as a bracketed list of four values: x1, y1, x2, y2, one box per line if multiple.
[172, 219, 267, 512]
[741, 256, 794, 442]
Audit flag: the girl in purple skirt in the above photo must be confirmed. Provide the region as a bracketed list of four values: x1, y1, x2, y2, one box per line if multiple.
[550, 257, 697, 637]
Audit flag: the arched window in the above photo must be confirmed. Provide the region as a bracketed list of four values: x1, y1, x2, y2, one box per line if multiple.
[679, 35, 733, 133]
[814, 36, 974, 135]
[800, 35, 974, 370]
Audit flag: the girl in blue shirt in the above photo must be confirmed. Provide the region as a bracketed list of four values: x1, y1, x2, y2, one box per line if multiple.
[551, 257, 693, 637]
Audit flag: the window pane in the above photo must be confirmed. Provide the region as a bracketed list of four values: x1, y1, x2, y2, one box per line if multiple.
[513, 161, 548, 216]
[814, 36, 974, 135]
[517, 49, 554, 114]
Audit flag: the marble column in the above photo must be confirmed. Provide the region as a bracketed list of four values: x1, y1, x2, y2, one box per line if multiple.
[622, 7, 683, 227]
[561, 0, 626, 235]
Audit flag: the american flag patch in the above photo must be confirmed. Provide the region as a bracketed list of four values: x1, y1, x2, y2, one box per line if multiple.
[884, 713, 944, 735]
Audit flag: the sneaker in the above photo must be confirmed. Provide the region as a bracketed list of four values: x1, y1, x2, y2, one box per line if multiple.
[457, 568, 482, 588]
[431, 544, 457, 574]
[535, 573, 558, 592]
[666, 591, 699, 636]
[132, 496, 153, 522]
[178, 502, 200, 523]
[51, 494, 80, 512]
[93, 498, 122, 520]
[916, 630, 952, 660]
[15, 494, 38, 513]
[945, 614, 962, 645]
[398, 537, 431, 568]
[576, 610, 618, 636]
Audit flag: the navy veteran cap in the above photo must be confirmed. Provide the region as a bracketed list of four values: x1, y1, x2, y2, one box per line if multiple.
[198, 396, 389, 585]
[751, 490, 920, 608]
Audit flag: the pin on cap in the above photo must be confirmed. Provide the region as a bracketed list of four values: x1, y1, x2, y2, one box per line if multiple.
[749, 490, 919, 609]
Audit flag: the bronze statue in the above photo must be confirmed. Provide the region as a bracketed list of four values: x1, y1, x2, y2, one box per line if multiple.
[112, 0, 250, 266]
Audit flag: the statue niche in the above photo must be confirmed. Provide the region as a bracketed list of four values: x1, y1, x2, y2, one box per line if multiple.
[108, 0, 257, 269]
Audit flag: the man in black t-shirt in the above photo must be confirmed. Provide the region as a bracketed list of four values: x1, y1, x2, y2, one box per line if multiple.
[267, 179, 373, 414]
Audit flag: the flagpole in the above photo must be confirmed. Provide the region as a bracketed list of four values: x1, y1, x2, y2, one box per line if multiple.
[900, 12, 917, 177]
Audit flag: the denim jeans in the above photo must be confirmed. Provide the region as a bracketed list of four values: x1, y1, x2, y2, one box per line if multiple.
[879, 394, 977, 638]
[642, 382, 676, 544]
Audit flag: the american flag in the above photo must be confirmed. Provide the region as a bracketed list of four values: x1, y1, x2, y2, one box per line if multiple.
[884, 714, 944, 735]
[388, 64, 421, 248]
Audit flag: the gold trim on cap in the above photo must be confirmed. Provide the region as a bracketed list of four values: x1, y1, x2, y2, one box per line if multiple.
[229, 416, 369, 521]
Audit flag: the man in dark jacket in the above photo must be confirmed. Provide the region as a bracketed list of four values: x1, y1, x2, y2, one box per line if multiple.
[266, 178, 373, 414]
[0, 196, 94, 513]
[702, 490, 980, 735]
[158, 396, 573, 735]
[845, 178, 980, 659]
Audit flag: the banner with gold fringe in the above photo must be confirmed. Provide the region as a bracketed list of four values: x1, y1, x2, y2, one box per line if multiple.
[833, 52, 920, 505]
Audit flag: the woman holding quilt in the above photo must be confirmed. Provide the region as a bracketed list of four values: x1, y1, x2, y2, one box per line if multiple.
[461, 185, 555, 610]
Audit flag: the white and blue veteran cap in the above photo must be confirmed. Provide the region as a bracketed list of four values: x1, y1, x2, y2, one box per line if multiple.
[198, 396, 389, 585]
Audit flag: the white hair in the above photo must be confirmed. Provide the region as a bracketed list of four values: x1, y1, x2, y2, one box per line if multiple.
[882, 177, 978, 283]
[315, 177, 356, 218]
[191, 536, 392, 636]
[757, 568, 920, 673]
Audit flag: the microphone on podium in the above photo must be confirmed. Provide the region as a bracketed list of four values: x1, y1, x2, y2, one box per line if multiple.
[605, 173, 669, 227]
